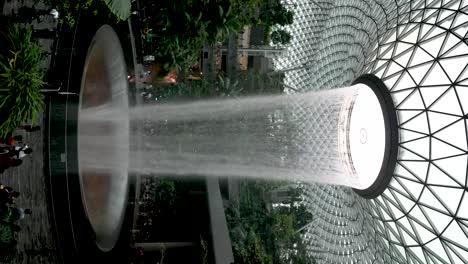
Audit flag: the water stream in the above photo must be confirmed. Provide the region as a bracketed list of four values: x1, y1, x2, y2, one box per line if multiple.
[79, 85, 369, 188]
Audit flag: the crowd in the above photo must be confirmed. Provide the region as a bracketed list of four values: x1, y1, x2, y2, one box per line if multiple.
[0, 132, 33, 173]
[0, 129, 36, 257]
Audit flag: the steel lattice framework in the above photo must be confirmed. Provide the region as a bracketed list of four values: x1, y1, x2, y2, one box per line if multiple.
[274, 0, 468, 263]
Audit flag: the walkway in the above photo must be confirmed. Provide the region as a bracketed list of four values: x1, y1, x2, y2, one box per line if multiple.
[1, 1, 59, 263]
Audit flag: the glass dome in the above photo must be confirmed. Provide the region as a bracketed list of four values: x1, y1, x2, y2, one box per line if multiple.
[273, 0, 468, 263]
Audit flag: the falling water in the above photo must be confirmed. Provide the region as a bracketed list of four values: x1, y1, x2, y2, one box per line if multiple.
[79, 85, 368, 188]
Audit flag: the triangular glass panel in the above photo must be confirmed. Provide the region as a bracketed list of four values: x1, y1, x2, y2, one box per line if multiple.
[456, 65, 468, 82]
[400, 147, 427, 161]
[433, 119, 467, 151]
[392, 185, 418, 213]
[392, 89, 415, 105]
[421, 62, 452, 86]
[400, 220, 419, 246]
[377, 202, 394, 220]
[374, 64, 386, 78]
[413, 216, 438, 243]
[427, 163, 462, 187]
[410, 46, 436, 67]
[407, 247, 426, 264]
[457, 194, 468, 219]
[400, 129, 428, 143]
[398, 23, 413, 38]
[399, 110, 425, 126]
[428, 111, 462, 133]
[384, 72, 401, 90]
[443, 220, 468, 249]
[411, 10, 424, 22]
[399, 89, 425, 109]
[386, 197, 406, 219]
[437, 9, 455, 24]
[390, 175, 412, 194]
[440, 33, 464, 57]
[401, 111, 430, 134]
[401, 25, 420, 44]
[393, 71, 418, 91]
[453, 12, 468, 28]
[387, 31, 398, 43]
[429, 88, 464, 116]
[425, 239, 451, 263]
[401, 137, 431, 159]
[438, 16, 455, 30]
[420, 32, 447, 57]
[433, 154, 468, 185]
[395, 48, 415, 68]
[420, 85, 450, 107]
[423, 8, 439, 22]
[430, 185, 464, 214]
[408, 203, 434, 229]
[419, 23, 436, 42]
[438, 56, 468, 82]
[386, 221, 404, 242]
[379, 42, 396, 60]
[395, 162, 424, 183]
[443, 0, 461, 10]
[401, 161, 429, 184]
[454, 22, 468, 38]
[446, 243, 468, 264]
[399, 176, 426, 200]
[386, 61, 405, 76]
[431, 137, 466, 159]
[454, 86, 468, 115]
[408, 62, 435, 85]
[443, 41, 468, 58]
[374, 59, 389, 73]
[420, 186, 452, 213]
[426, 0, 441, 9]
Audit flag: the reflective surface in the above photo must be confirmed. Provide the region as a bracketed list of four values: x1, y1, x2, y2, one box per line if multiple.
[77, 25, 130, 252]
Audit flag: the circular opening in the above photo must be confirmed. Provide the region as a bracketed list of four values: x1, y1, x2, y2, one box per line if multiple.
[351, 74, 399, 199]
[77, 25, 130, 251]
[349, 84, 386, 190]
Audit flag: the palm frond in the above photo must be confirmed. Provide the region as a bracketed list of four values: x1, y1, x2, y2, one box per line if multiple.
[102, 0, 131, 20]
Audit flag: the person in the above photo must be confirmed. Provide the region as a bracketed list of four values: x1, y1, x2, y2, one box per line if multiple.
[11, 6, 59, 23]
[6, 145, 33, 160]
[0, 157, 23, 170]
[0, 133, 22, 146]
[1, 207, 31, 223]
[0, 186, 18, 205]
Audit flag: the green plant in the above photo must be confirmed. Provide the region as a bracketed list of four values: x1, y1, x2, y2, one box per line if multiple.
[0, 222, 18, 263]
[103, 0, 131, 20]
[200, 236, 209, 264]
[270, 29, 292, 45]
[0, 24, 45, 137]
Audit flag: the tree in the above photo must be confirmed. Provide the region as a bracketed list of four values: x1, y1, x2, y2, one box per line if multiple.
[270, 30, 292, 45]
[258, 0, 294, 26]
[226, 181, 314, 264]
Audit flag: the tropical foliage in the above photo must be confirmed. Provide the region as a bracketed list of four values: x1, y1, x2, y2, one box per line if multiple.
[271, 29, 292, 45]
[49, 0, 129, 27]
[142, 0, 294, 71]
[226, 181, 314, 264]
[0, 24, 45, 137]
[103, 0, 131, 20]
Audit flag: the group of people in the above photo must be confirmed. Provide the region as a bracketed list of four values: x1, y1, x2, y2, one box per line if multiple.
[0, 133, 33, 173]
[0, 183, 32, 258]
[0, 184, 32, 223]
[0, 130, 35, 257]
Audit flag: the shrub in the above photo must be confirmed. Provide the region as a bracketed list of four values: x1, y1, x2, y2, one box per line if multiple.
[0, 23, 45, 137]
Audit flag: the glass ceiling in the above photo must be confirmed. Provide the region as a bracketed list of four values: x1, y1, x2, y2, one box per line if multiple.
[274, 0, 468, 263]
